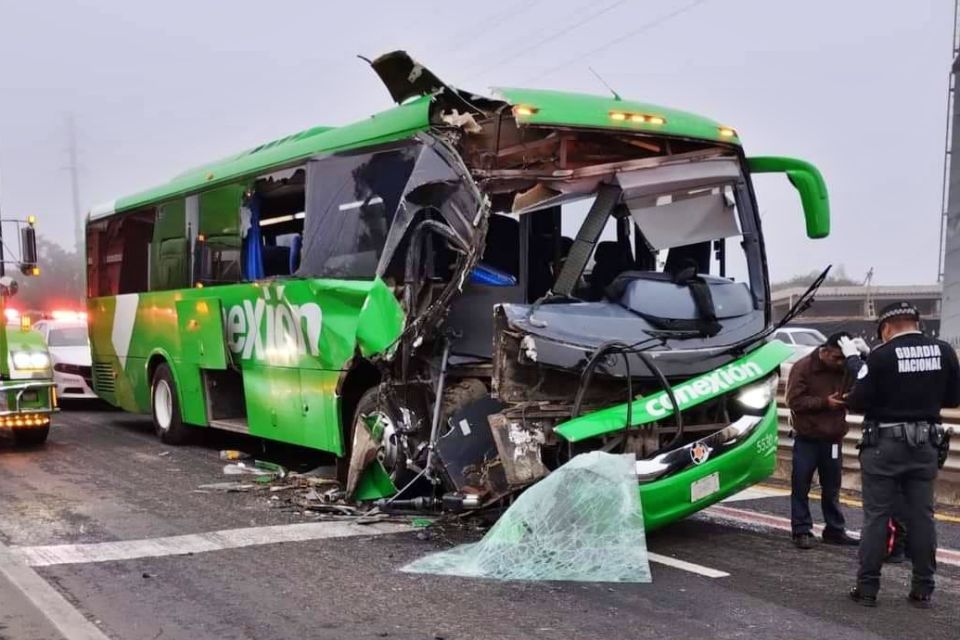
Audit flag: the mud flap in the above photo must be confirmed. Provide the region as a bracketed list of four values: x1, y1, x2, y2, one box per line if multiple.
[354, 462, 397, 501]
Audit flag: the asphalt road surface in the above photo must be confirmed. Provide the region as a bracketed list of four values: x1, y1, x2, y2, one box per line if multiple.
[1, 407, 958, 640]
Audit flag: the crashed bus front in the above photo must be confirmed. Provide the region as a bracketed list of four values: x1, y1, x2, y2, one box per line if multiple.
[342, 52, 829, 527]
[86, 51, 828, 529]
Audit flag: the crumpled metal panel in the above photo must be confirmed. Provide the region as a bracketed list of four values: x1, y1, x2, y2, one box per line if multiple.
[401, 451, 651, 582]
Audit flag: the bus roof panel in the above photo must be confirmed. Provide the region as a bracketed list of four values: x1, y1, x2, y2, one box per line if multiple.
[94, 97, 433, 220]
[495, 87, 740, 146]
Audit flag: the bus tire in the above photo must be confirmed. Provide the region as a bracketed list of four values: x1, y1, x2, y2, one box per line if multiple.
[151, 364, 190, 445]
[12, 425, 49, 447]
[351, 387, 417, 489]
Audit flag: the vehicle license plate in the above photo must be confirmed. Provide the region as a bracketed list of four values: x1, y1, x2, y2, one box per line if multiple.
[690, 472, 720, 502]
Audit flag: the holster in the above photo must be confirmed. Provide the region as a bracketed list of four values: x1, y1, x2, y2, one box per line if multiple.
[932, 425, 952, 469]
[860, 421, 879, 449]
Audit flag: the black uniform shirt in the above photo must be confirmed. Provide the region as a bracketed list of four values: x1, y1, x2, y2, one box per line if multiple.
[846, 331, 960, 423]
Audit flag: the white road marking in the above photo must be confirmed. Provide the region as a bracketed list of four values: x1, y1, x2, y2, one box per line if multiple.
[700, 504, 960, 568]
[722, 485, 789, 502]
[0, 540, 111, 640]
[647, 552, 730, 578]
[13, 520, 409, 567]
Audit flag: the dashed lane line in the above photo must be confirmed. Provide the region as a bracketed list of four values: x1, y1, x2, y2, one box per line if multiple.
[0, 540, 111, 640]
[701, 503, 960, 568]
[647, 552, 730, 578]
[10, 519, 731, 580]
[13, 520, 410, 567]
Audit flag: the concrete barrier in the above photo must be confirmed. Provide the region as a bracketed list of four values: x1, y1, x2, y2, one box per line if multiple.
[774, 402, 960, 507]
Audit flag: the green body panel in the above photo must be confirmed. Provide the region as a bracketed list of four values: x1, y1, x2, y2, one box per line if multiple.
[109, 99, 432, 216]
[747, 156, 830, 238]
[555, 340, 793, 442]
[88, 277, 405, 454]
[354, 462, 398, 501]
[176, 298, 228, 369]
[642, 402, 779, 530]
[495, 87, 741, 144]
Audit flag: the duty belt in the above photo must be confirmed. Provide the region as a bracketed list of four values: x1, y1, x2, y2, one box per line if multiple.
[876, 421, 935, 446]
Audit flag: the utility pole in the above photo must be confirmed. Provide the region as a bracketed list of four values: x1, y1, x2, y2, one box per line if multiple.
[938, 0, 960, 282]
[65, 114, 83, 254]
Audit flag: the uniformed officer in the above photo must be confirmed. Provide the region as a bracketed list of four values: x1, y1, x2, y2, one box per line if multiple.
[842, 301, 960, 608]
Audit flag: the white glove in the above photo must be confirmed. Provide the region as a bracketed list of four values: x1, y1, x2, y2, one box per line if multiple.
[851, 337, 870, 357]
[837, 336, 859, 359]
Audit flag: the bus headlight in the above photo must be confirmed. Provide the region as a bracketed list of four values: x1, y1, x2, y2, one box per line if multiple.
[736, 374, 778, 412]
[11, 351, 50, 371]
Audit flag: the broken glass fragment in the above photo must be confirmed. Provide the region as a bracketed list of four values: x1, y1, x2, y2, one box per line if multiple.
[401, 451, 651, 582]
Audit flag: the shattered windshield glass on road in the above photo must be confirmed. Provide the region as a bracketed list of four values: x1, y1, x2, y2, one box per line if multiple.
[402, 451, 651, 582]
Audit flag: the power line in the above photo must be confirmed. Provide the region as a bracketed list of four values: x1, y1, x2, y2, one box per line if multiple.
[467, 0, 633, 81]
[528, 0, 710, 82]
[435, 0, 546, 54]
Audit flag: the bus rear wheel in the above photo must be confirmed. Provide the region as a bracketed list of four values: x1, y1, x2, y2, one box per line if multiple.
[151, 364, 190, 445]
[12, 425, 49, 447]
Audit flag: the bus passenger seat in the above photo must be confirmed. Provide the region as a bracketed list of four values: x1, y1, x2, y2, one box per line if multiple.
[289, 235, 302, 273]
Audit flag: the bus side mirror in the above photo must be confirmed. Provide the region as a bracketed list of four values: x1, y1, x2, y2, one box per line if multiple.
[19, 221, 39, 276]
[747, 156, 830, 239]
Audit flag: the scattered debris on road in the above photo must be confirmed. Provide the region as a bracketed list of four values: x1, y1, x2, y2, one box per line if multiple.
[219, 450, 252, 461]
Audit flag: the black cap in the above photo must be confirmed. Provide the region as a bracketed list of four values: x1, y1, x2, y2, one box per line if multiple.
[876, 301, 920, 338]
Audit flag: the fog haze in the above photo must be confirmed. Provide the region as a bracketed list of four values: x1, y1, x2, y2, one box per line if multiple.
[0, 0, 951, 284]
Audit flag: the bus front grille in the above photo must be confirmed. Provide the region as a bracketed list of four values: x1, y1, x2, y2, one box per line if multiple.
[93, 363, 116, 394]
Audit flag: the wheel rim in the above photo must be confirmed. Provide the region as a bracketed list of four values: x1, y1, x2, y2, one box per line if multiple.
[369, 411, 403, 479]
[154, 379, 173, 430]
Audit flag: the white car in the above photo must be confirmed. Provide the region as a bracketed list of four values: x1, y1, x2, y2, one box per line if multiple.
[772, 327, 828, 361]
[772, 327, 828, 386]
[33, 319, 96, 400]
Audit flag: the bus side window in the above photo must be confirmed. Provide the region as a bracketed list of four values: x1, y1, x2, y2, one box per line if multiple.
[150, 200, 189, 291]
[198, 184, 244, 285]
[88, 208, 156, 297]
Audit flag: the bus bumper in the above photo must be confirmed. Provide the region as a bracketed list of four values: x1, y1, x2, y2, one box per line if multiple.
[0, 379, 58, 429]
[639, 401, 779, 531]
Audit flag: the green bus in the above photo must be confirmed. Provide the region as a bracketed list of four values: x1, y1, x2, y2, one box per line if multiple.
[86, 51, 828, 528]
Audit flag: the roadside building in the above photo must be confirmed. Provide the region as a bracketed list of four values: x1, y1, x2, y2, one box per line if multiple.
[772, 284, 942, 344]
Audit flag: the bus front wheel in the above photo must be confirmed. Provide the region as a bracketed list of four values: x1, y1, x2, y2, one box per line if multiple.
[151, 364, 190, 445]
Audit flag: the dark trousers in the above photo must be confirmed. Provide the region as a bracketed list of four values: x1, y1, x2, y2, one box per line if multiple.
[858, 437, 939, 596]
[791, 436, 846, 536]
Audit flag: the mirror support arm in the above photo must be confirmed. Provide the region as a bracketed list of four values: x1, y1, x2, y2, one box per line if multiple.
[747, 156, 830, 239]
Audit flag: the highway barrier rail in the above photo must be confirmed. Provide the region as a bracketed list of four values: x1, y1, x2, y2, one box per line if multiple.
[774, 400, 960, 507]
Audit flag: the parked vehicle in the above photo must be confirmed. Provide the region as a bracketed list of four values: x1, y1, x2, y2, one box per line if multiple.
[85, 52, 830, 528]
[33, 315, 95, 400]
[0, 219, 56, 446]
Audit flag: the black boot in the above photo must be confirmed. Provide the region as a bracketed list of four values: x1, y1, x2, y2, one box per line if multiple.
[848, 587, 878, 607]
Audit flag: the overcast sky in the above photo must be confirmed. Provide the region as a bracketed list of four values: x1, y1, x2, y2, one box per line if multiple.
[0, 0, 952, 284]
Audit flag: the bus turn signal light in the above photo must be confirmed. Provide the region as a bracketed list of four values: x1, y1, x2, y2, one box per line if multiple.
[718, 126, 738, 138]
[512, 105, 539, 117]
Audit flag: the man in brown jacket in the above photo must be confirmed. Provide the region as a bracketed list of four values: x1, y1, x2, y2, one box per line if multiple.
[786, 332, 861, 549]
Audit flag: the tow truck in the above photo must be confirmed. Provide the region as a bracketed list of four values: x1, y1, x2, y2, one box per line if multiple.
[0, 216, 56, 446]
